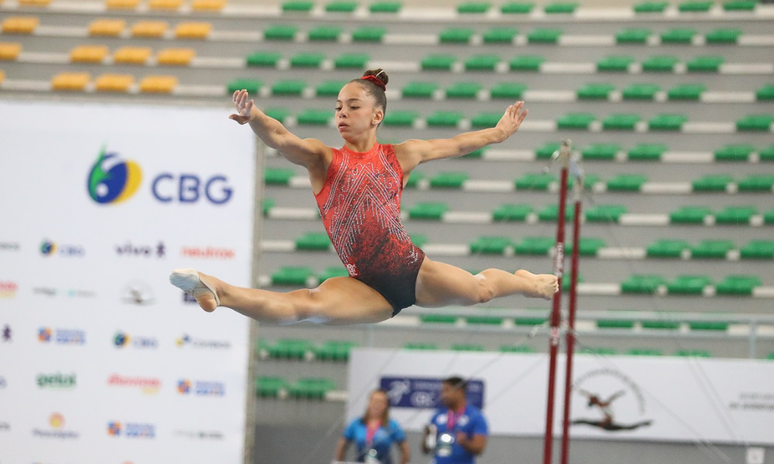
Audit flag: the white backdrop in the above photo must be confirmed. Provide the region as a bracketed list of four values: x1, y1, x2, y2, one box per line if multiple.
[0, 100, 255, 463]
[348, 348, 774, 445]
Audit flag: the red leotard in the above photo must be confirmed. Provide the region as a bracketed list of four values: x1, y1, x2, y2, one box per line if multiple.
[314, 143, 425, 314]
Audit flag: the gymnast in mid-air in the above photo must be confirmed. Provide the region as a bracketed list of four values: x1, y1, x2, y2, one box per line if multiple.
[170, 69, 559, 325]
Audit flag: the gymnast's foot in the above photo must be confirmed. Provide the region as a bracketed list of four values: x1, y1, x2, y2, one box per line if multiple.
[515, 270, 559, 300]
[169, 268, 220, 312]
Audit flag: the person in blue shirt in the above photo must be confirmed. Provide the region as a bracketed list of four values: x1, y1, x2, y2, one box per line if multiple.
[422, 376, 488, 464]
[335, 389, 410, 464]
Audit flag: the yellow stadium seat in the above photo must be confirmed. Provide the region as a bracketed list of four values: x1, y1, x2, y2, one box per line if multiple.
[175, 22, 212, 39]
[140, 75, 178, 93]
[106, 0, 140, 9]
[52, 72, 91, 91]
[113, 47, 152, 64]
[131, 21, 168, 38]
[95, 73, 134, 92]
[0, 70, 5, 85]
[0, 42, 22, 60]
[19, 0, 52, 6]
[70, 45, 109, 63]
[89, 19, 126, 37]
[149, 0, 183, 9]
[2, 17, 40, 34]
[192, 0, 225, 11]
[157, 48, 195, 66]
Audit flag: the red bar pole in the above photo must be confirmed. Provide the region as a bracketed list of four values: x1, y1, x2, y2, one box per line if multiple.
[542, 142, 571, 464]
[560, 190, 583, 464]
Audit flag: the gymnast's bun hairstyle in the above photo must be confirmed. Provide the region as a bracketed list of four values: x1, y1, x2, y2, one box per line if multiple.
[352, 68, 389, 114]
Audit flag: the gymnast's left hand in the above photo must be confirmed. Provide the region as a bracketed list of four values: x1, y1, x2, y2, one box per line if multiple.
[495, 101, 528, 140]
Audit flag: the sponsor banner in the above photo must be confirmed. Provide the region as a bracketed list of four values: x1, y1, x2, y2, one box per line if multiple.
[0, 100, 253, 464]
[380, 377, 484, 409]
[348, 349, 774, 445]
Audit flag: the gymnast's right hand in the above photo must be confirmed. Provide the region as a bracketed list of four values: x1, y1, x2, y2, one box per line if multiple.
[229, 89, 254, 125]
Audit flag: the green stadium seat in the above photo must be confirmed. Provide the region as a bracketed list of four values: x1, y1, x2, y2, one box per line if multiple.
[452, 344, 486, 352]
[430, 172, 468, 188]
[483, 27, 517, 43]
[660, 28, 696, 44]
[603, 113, 641, 130]
[556, 113, 596, 130]
[714, 144, 755, 162]
[667, 275, 713, 294]
[383, 110, 419, 126]
[687, 56, 724, 72]
[757, 85, 774, 101]
[318, 266, 349, 282]
[641, 320, 680, 330]
[510, 55, 545, 71]
[621, 274, 666, 293]
[246, 51, 281, 67]
[370, 1, 401, 13]
[500, 345, 535, 353]
[606, 174, 647, 191]
[491, 82, 527, 99]
[567, 173, 600, 190]
[440, 28, 475, 43]
[582, 144, 620, 160]
[462, 147, 487, 159]
[536, 142, 561, 160]
[766, 209, 774, 224]
[668, 83, 706, 100]
[515, 173, 555, 190]
[471, 113, 502, 128]
[227, 78, 262, 94]
[325, 1, 358, 12]
[633, 1, 667, 13]
[256, 376, 289, 397]
[403, 343, 438, 350]
[545, 2, 577, 14]
[458, 2, 491, 13]
[538, 204, 574, 222]
[691, 240, 734, 259]
[616, 28, 651, 44]
[272, 267, 315, 286]
[562, 274, 584, 291]
[514, 316, 547, 326]
[352, 26, 386, 42]
[642, 55, 679, 72]
[577, 83, 615, 100]
[420, 314, 457, 324]
[470, 236, 512, 255]
[715, 206, 757, 224]
[264, 108, 290, 123]
[446, 82, 483, 99]
[597, 319, 635, 329]
[566, 237, 606, 256]
[315, 341, 357, 361]
[334, 53, 369, 69]
[740, 241, 774, 260]
[715, 275, 762, 295]
[675, 350, 711, 358]
[409, 202, 449, 220]
[622, 83, 660, 100]
[626, 348, 663, 356]
[492, 204, 533, 222]
[669, 206, 712, 224]
[263, 198, 275, 216]
[295, 232, 331, 251]
[688, 321, 728, 331]
[404, 171, 425, 188]
[426, 111, 465, 127]
[585, 204, 626, 222]
[723, 0, 756, 11]
[263, 24, 298, 40]
[297, 109, 332, 125]
[706, 28, 743, 44]
[527, 28, 563, 44]
[514, 237, 555, 255]
[308, 26, 342, 41]
[578, 347, 617, 355]
[501, 2, 534, 13]
[282, 1, 313, 12]
[738, 175, 774, 192]
[692, 174, 733, 192]
[647, 239, 690, 258]
[597, 55, 635, 72]
[264, 167, 295, 185]
[288, 378, 336, 399]
[761, 146, 774, 162]
[736, 115, 774, 132]
[409, 233, 428, 248]
[402, 82, 437, 99]
[290, 52, 325, 68]
[269, 338, 315, 359]
[466, 316, 504, 325]
[316, 80, 346, 96]
[422, 55, 457, 71]
[679, 0, 712, 12]
[649, 113, 688, 131]
[465, 55, 501, 71]
[628, 143, 667, 161]
[272, 80, 306, 95]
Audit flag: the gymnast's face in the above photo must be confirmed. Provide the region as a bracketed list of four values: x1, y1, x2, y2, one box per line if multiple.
[367, 391, 389, 420]
[336, 83, 384, 144]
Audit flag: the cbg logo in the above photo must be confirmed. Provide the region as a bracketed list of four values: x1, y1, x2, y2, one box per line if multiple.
[40, 240, 85, 257]
[87, 147, 142, 205]
[114, 331, 158, 349]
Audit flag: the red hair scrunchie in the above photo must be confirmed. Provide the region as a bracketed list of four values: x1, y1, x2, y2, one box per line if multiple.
[360, 75, 386, 91]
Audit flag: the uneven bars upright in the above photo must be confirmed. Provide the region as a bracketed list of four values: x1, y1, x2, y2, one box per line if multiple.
[542, 139, 572, 464]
